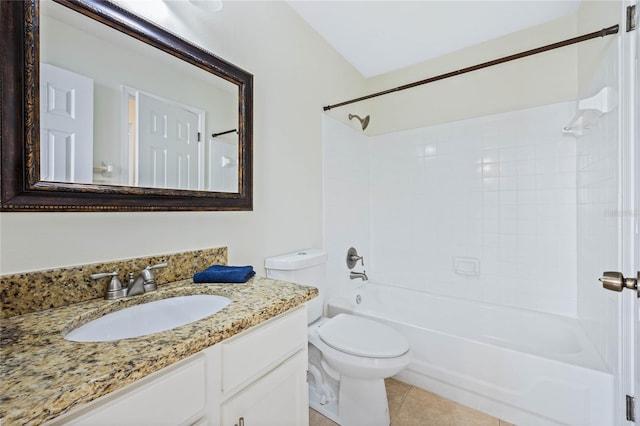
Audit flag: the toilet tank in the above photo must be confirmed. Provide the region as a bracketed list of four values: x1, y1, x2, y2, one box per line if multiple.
[264, 249, 327, 323]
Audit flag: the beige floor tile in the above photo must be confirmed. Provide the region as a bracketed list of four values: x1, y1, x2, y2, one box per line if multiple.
[391, 386, 456, 426]
[385, 378, 412, 419]
[309, 408, 339, 426]
[310, 378, 508, 426]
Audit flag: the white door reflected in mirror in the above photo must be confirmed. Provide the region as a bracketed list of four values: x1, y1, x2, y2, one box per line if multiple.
[134, 90, 204, 190]
[40, 63, 94, 184]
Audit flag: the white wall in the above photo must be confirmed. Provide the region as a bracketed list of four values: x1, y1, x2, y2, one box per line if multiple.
[0, 1, 367, 274]
[360, 14, 579, 136]
[577, 1, 621, 91]
[572, 0, 622, 376]
[576, 40, 621, 373]
[322, 116, 370, 306]
[326, 1, 618, 137]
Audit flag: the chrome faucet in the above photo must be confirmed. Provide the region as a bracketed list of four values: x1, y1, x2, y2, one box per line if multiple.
[346, 247, 367, 281]
[126, 263, 167, 296]
[350, 270, 368, 281]
[91, 262, 167, 300]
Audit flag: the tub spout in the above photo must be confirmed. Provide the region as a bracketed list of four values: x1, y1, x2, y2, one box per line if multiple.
[350, 270, 368, 281]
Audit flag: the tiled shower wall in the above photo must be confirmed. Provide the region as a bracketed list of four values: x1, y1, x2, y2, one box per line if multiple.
[576, 41, 620, 372]
[368, 102, 579, 317]
[324, 102, 585, 318]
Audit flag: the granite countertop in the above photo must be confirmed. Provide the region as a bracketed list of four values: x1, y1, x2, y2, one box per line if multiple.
[0, 277, 318, 426]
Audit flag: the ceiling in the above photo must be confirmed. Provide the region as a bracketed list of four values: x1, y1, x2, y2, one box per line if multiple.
[287, 1, 582, 78]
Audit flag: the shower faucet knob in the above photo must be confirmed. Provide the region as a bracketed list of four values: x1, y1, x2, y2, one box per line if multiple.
[346, 247, 364, 269]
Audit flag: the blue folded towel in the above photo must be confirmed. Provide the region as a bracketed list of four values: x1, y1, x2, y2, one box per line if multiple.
[193, 265, 255, 283]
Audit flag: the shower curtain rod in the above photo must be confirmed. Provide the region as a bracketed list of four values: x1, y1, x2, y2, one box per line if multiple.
[323, 25, 619, 111]
[211, 129, 238, 138]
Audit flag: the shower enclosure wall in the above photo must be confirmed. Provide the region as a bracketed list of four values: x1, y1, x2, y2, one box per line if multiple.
[322, 35, 624, 424]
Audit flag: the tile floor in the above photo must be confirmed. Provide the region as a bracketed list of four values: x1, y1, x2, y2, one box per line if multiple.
[309, 378, 516, 426]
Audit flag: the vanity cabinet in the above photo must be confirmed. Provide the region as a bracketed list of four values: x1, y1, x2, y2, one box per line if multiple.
[47, 306, 308, 426]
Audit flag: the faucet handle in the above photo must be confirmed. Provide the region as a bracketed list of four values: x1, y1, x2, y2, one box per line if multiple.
[346, 247, 364, 269]
[147, 262, 168, 271]
[142, 262, 167, 280]
[91, 271, 127, 300]
[90, 271, 119, 280]
[141, 262, 167, 292]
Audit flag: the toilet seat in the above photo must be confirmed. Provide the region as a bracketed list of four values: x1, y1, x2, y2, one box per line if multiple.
[318, 313, 410, 358]
[308, 316, 412, 380]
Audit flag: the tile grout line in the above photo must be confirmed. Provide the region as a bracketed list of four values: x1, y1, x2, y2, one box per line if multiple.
[391, 383, 413, 423]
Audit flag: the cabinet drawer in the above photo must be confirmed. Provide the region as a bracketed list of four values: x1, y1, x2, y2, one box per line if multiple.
[222, 306, 306, 392]
[221, 349, 309, 426]
[55, 354, 206, 425]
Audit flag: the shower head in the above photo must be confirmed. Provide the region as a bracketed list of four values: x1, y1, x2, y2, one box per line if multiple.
[348, 114, 370, 131]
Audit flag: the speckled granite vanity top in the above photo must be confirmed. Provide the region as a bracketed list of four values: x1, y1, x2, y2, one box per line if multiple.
[0, 277, 317, 425]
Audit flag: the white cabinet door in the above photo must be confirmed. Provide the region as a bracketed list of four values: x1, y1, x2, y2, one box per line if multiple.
[50, 354, 207, 426]
[39, 63, 93, 184]
[221, 350, 309, 426]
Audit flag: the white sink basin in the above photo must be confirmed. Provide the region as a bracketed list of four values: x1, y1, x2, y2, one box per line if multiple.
[65, 295, 231, 342]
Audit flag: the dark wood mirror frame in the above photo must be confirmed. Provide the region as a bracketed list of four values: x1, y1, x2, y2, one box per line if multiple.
[1, 0, 253, 211]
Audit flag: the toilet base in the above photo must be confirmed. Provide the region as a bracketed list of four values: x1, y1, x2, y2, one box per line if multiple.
[340, 377, 390, 426]
[307, 316, 410, 426]
[309, 389, 340, 424]
[309, 376, 390, 426]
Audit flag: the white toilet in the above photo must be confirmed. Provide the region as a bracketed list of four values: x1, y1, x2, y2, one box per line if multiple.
[265, 249, 411, 426]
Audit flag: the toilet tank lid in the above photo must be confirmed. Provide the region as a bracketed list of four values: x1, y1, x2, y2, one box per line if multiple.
[264, 249, 328, 270]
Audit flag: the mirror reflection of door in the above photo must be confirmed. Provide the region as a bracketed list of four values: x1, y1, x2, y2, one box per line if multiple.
[129, 89, 205, 190]
[40, 63, 93, 183]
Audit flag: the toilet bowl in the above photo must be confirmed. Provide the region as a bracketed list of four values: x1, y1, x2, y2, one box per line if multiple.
[307, 315, 411, 426]
[264, 249, 411, 426]
[310, 314, 411, 379]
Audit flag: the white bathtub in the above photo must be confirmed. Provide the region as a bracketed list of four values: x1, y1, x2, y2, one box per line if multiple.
[328, 283, 613, 426]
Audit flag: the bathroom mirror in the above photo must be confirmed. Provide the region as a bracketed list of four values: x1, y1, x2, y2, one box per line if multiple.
[1, 0, 253, 211]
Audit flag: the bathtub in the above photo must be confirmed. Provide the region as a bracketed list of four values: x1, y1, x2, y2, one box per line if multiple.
[328, 283, 614, 426]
